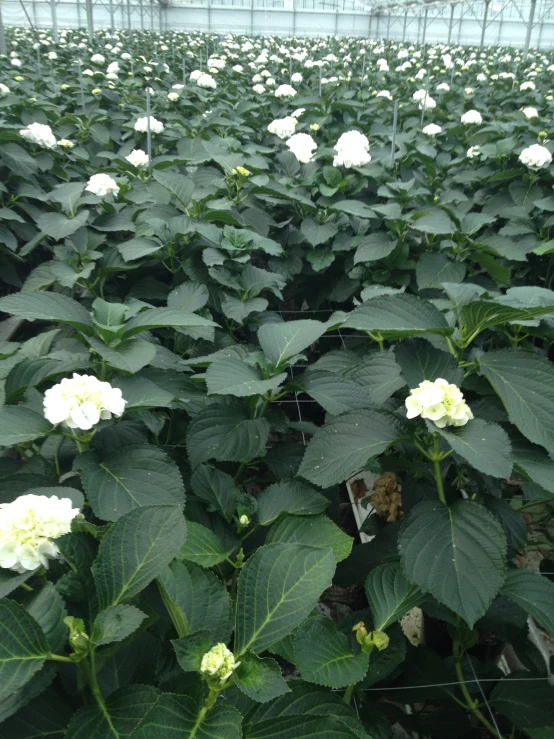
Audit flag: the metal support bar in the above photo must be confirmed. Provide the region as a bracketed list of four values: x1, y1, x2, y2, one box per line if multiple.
[85, 0, 94, 42]
[447, 2, 455, 43]
[0, 0, 6, 56]
[50, 0, 58, 42]
[109, 0, 115, 31]
[480, 0, 490, 50]
[421, 5, 428, 45]
[524, 0, 538, 57]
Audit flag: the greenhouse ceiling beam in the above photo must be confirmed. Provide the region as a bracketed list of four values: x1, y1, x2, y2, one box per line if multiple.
[370, 0, 464, 14]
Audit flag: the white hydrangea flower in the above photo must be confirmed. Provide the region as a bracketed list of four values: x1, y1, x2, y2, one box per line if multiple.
[461, 109, 483, 124]
[239, 514, 250, 526]
[232, 64, 243, 72]
[11, 58, 22, 67]
[189, 69, 202, 81]
[333, 130, 371, 168]
[422, 123, 442, 136]
[200, 643, 240, 684]
[291, 108, 305, 118]
[44, 373, 126, 430]
[252, 83, 265, 94]
[107, 61, 119, 74]
[91, 53, 105, 64]
[467, 145, 481, 159]
[47, 51, 57, 60]
[0, 83, 10, 95]
[275, 84, 297, 98]
[291, 72, 303, 83]
[519, 143, 552, 169]
[0, 494, 80, 573]
[125, 148, 149, 168]
[436, 82, 450, 91]
[167, 91, 179, 101]
[405, 379, 473, 429]
[521, 106, 539, 119]
[520, 81, 535, 91]
[85, 173, 119, 198]
[267, 116, 297, 139]
[20, 122, 57, 149]
[197, 73, 217, 89]
[208, 58, 225, 69]
[376, 90, 392, 100]
[134, 116, 164, 134]
[286, 132, 317, 163]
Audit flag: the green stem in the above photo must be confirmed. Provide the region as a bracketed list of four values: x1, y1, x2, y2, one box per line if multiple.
[433, 434, 447, 505]
[83, 650, 117, 734]
[234, 461, 248, 483]
[189, 687, 220, 739]
[453, 651, 503, 738]
[343, 684, 354, 705]
[48, 653, 76, 663]
[20, 582, 33, 592]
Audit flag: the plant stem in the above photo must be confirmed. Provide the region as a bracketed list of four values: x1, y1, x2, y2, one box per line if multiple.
[83, 650, 117, 734]
[48, 653, 75, 663]
[343, 684, 354, 705]
[189, 686, 220, 739]
[453, 645, 503, 738]
[432, 434, 447, 505]
[234, 461, 248, 483]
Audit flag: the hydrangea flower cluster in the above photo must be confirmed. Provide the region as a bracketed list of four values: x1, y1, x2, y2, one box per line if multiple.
[286, 132, 317, 163]
[134, 116, 164, 134]
[43, 373, 126, 430]
[20, 122, 57, 149]
[519, 143, 552, 169]
[405, 379, 474, 428]
[0, 494, 80, 573]
[333, 130, 371, 168]
[200, 643, 240, 684]
[267, 116, 297, 139]
[85, 173, 119, 197]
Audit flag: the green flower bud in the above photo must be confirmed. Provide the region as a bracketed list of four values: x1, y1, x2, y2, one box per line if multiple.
[200, 643, 240, 684]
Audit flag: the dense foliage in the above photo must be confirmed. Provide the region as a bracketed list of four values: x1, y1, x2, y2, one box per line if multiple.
[0, 25, 554, 739]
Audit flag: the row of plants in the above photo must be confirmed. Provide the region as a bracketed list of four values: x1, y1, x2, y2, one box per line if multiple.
[0, 26, 554, 739]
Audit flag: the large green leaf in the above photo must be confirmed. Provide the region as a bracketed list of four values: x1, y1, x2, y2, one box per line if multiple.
[134, 694, 242, 738]
[234, 653, 291, 703]
[64, 685, 160, 738]
[266, 515, 353, 562]
[257, 481, 329, 526]
[92, 505, 187, 610]
[87, 338, 157, 374]
[348, 351, 406, 405]
[245, 715, 361, 738]
[394, 339, 464, 388]
[206, 357, 287, 397]
[167, 282, 209, 313]
[112, 376, 175, 409]
[298, 409, 407, 488]
[178, 521, 235, 568]
[26, 582, 67, 652]
[510, 433, 554, 495]
[460, 301, 554, 344]
[172, 629, 212, 673]
[79, 445, 185, 521]
[0, 407, 52, 447]
[329, 200, 375, 219]
[297, 371, 372, 415]
[434, 419, 512, 478]
[186, 403, 270, 469]
[153, 170, 195, 209]
[0, 600, 50, 700]
[365, 563, 424, 630]
[300, 219, 338, 247]
[258, 320, 327, 367]
[343, 294, 450, 338]
[157, 560, 233, 641]
[490, 674, 554, 729]
[0, 688, 73, 738]
[412, 210, 456, 235]
[500, 569, 554, 638]
[235, 543, 336, 656]
[0, 292, 93, 333]
[294, 616, 369, 689]
[479, 350, 554, 455]
[190, 464, 238, 521]
[117, 237, 163, 261]
[398, 500, 507, 627]
[35, 210, 89, 240]
[416, 253, 466, 290]
[122, 308, 217, 339]
[91, 605, 147, 646]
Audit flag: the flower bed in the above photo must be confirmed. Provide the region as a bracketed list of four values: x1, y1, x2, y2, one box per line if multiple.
[0, 26, 554, 739]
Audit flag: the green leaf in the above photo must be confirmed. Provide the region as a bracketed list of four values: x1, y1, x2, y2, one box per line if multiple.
[299, 409, 406, 488]
[26, 583, 67, 653]
[64, 685, 160, 738]
[79, 445, 185, 522]
[0, 570, 34, 599]
[416, 253, 466, 290]
[490, 674, 554, 729]
[348, 351, 406, 405]
[190, 464, 238, 522]
[112, 376, 174, 409]
[434, 419, 512, 478]
[122, 308, 217, 339]
[91, 605, 147, 646]
[479, 350, 554, 455]
[300, 219, 338, 247]
[172, 629, 212, 672]
[206, 357, 287, 397]
[0, 292, 93, 333]
[257, 481, 329, 526]
[0, 600, 49, 701]
[399, 500, 507, 627]
[245, 715, 361, 738]
[395, 339, 464, 388]
[157, 560, 233, 641]
[35, 209, 89, 240]
[117, 237, 163, 261]
[353, 233, 397, 264]
[294, 616, 368, 688]
[343, 294, 450, 338]
[167, 282, 209, 313]
[92, 505, 187, 609]
[330, 200, 375, 219]
[186, 403, 270, 469]
[412, 210, 456, 235]
[87, 338, 157, 375]
[460, 302, 554, 344]
[234, 653, 291, 703]
[135, 694, 242, 739]
[511, 433, 554, 495]
[153, 170, 194, 209]
[365, 563, 424, 630]
[221, 295, 268, 323]
[0, 688, 73, 738]
[0, 407, 52, 447]
[266, 515, 353, 562]
[500, 570, 554, 638]
[297, 371, 371, 416]
[235, 543, 336, 656]
[178, 521, 234, 567]
[258, 320, 327, 367]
